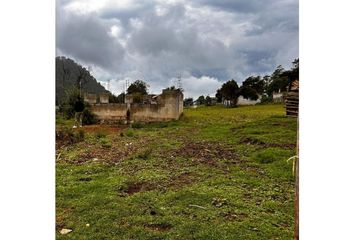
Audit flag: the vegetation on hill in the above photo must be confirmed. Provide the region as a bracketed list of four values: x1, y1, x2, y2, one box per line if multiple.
[56, 56, 109, 105]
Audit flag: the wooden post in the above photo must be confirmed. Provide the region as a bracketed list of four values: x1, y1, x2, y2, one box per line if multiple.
[294, 118, 299, 240]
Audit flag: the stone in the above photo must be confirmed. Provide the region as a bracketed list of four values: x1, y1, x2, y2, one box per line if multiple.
[59, 229, 72, 235]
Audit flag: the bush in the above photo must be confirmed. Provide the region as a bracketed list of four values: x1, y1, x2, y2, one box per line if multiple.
[76, 129, 85, 142]
[82, 107, 98, 125]
[100, 138, 111, 148]
[260, 95, 273, 104]
[56, 127, 85, 146]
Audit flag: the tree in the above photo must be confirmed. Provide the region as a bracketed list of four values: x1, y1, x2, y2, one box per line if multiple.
[183, 98, 194, 107]
[241, 76, 264, 95]
[262, 75, 271, 94]
[238, 86, 259, 101]
[59, 87, 83, 118]
[219, 79, 239, 106]
[196, 95, 205, 105]
[117, 92, 126, 103]
[215, 89, 222, 103]
[109, 92, 125, 103]
[205, 95, 212, 106]
[127, 80, 148, 95]
[266, 65, 289, 96]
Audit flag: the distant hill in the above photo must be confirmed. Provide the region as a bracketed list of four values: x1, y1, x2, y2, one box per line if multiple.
[56, 56, 109, 104]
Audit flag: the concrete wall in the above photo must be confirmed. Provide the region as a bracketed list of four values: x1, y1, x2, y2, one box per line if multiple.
[87, 89, 183, 123]
[130, 90, 183, 122]
[130, 104, 161, 122]
[273, 92, 285, 103]
[99, 94, 109, 104]
[91, 104, 127, 122]
[84, 93, 97, 105]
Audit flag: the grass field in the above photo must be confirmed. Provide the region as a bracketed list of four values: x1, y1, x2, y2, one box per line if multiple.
[56, 104, 297, 240]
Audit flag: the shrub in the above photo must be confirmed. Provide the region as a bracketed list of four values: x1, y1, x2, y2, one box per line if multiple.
[260, 95, 273, 104]
[56, 127, 85, 146]
[75, 129, 85, 142]
[100, 138, 111, 148]
[82, 108, 98, 125]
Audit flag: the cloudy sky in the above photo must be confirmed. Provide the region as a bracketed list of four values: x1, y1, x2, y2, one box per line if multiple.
[56, 0, 298, 98]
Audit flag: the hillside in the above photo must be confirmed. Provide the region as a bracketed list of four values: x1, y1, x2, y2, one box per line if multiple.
[56, 56, 108, 104]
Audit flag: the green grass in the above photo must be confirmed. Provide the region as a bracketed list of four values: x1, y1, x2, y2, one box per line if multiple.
[56, 104, 297, 239]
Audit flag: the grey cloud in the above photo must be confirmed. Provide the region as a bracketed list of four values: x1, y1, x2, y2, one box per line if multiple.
[56, 0, 298, 96]
[56, 11, 125, 71]
[194, 0, 267, 13]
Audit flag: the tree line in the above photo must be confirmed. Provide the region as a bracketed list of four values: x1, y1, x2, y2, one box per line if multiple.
[184, 59, 299, 107]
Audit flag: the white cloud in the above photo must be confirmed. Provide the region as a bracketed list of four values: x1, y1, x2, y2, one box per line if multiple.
[181, 76, 223, 99]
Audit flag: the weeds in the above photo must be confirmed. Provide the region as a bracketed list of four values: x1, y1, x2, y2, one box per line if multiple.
[95, 131, 107, 139]
[125, 130, 134, 137]
[56, 127, 85, 146]
[131, 122, 144, 129]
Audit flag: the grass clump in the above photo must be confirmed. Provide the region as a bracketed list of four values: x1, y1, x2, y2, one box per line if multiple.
[125, 129, 134, 137]
[95, 131, 107, 139]
[100, 138, 112, 148]
[132, 122, 144, 129]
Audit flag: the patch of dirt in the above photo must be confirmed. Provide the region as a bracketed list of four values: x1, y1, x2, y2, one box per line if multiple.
[56, 216, 65, 231]
[240, 137, 296, 150]
[118, 173, 198, 197]
[168, 172, 197, 189]
[82, 124, 126, 134]
[171, 141, 239, 166]
[70, 139, 145, 165]
[144, 223, 172, 232]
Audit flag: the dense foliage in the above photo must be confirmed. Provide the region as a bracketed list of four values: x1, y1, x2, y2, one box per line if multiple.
[127, 80, 148, 95]
[58, 87, 98, 125]
[196, 95, 206, 105]
[56, 56, 108, 105]
[218, 79, 239, 106]
[183, 97, 194, 107]
[216, 58, 299, 104]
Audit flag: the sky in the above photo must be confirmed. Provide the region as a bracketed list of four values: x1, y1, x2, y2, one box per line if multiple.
[56, 0, 298, 98]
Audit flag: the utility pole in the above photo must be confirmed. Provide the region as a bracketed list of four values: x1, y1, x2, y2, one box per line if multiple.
[177, 73, 182, 90]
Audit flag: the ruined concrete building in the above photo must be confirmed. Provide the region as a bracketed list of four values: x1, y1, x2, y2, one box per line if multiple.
[84, 89, 183, 123]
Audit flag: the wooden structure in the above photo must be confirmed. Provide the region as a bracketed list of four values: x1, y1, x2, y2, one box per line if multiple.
[285, 80, 299, 117]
